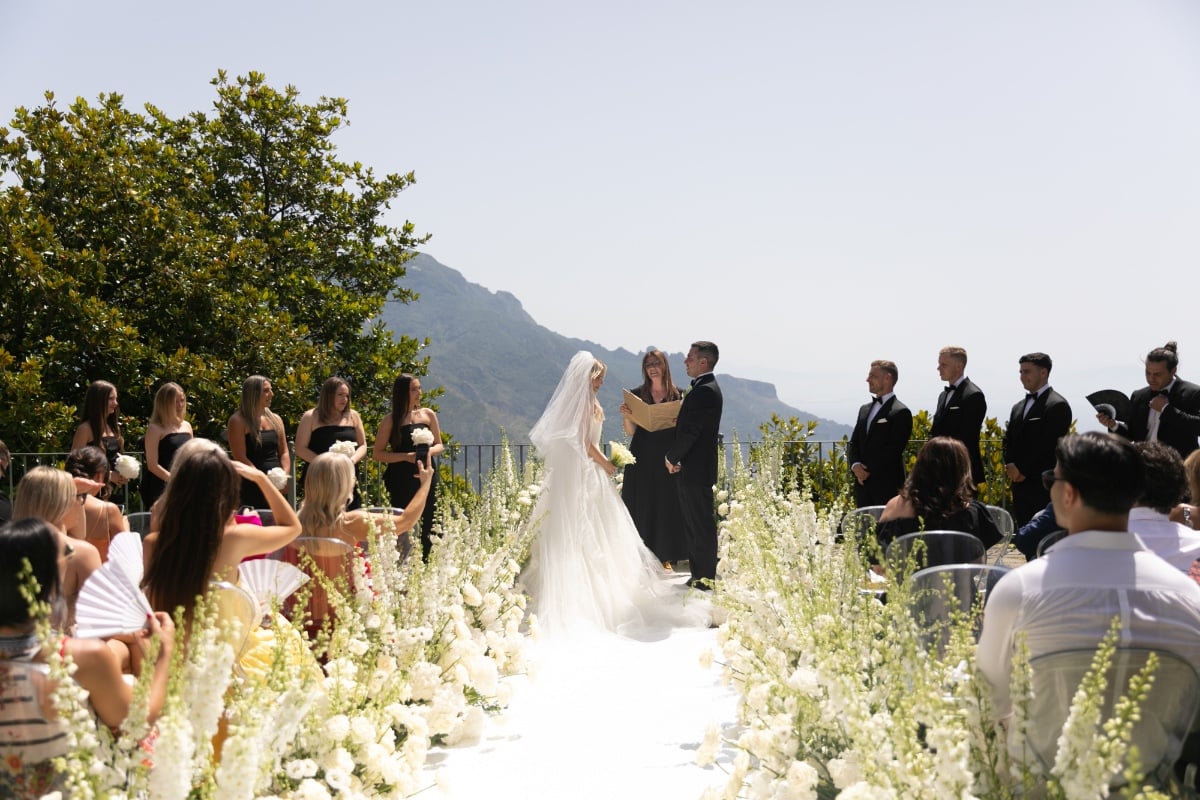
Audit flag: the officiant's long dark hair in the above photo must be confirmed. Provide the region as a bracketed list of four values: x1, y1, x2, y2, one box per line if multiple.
[389, 374, 418, 451]
[635, 350, 681, 402]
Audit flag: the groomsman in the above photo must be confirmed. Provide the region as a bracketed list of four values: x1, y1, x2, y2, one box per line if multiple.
[930, 346, 987, 486]
[846, 360, 913, 507]
[666, 341, 723, 589]
[1002, 353, 1072, 526]
[1098, 341, 1200, 459]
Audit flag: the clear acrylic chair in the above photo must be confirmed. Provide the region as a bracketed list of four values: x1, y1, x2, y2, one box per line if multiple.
[984, 504, 1016, 566]
[839, 505, 886, 543]
[1024, 647, 1200, 790]
[363, 507, 414, 561]
[907, 563, 1011, 655]
[279, 536, 354, 635]
[1035, 528, 1069, 558]
[885, 530, 988, 576]
[125, 511, 154, 539]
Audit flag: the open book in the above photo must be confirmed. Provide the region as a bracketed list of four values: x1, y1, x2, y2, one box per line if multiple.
[622, 389, 682, 432]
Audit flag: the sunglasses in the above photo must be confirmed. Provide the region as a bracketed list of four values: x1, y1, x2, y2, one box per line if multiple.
[1041, 470, 1065, 492]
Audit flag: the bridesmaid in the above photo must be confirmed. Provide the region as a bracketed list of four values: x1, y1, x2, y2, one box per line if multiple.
[618, 349, 688, 569]
[140, 382, 194, 510]
[70, 380, 127, 506]
[227, 375, 290, 510]
[373, 374, 443, 560]
[294, 377, 368, 511]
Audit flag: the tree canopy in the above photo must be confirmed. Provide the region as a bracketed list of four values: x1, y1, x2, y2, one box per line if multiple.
[0, 71, 429, 452]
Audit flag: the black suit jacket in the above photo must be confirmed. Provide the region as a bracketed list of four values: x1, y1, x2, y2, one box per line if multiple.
[930, 377, 987, 485]
[1003, 388, 1072, 480]
[845, 395, 913, 506]
[666, 374, 723, 486]
[1116, 378, 1200, 458]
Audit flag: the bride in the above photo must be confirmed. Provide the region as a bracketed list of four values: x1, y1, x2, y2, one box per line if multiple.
[520, 351, 709, 638]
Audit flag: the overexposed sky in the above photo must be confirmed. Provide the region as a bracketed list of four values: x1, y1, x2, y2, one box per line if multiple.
[3, 1, 1198, 426]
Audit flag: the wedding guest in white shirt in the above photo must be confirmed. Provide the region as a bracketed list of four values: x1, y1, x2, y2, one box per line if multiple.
[1128, 442, 1200, 572]
[977, 432, 1200, 726]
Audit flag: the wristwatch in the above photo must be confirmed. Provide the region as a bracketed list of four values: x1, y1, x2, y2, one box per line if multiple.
[1184, 506, 1194, 529]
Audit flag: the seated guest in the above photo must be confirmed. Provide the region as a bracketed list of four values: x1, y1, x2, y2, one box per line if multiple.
[0, 518, 174, 799]
[978, 432, 1200, 729]
[1170, 449, 1200, 529]
[13, 467, 102, 631]
[874, 436, 1002, 564]
[1128, 442, 1200, 571]
[63, 446, 129, 555]
[1012, 501, 1060, 561]
[297, 452, 431, 549]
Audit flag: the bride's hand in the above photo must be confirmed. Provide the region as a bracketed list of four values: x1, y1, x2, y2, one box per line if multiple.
[603, 461, 617, 478]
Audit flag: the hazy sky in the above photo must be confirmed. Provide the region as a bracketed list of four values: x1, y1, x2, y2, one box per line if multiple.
[3, 1, 1198, 428]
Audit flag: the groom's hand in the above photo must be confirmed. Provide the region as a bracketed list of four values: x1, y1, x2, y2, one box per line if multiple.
[664, 457, 681, 474]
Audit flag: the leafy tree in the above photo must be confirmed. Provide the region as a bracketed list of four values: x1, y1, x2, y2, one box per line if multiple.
[0, 72, 429, 453]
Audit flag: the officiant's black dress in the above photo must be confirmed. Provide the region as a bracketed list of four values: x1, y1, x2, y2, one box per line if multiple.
[621, 389, 688, 563]
[383, 423, 440, 560]
[301, 425, 362, 510]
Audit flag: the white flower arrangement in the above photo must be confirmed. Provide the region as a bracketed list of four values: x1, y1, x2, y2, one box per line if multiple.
[608, 441, 636, 468]
[267, 466, 289, 491]
[114, 453, 141, 479]
[410, 426, 436, 447]
[328, 439, 357, 458]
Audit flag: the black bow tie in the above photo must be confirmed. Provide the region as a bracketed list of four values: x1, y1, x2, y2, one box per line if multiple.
[1025, 392, 1037, 401]
[872, 396, 882, 404]
[1154, 389, 1170, 397]
[690, 377, 702, 388]
[944, 385, 956, 393]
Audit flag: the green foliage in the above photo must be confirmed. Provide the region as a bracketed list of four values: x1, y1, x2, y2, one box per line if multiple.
[755, 413, 853, 509]
[0, 72, 430, 451]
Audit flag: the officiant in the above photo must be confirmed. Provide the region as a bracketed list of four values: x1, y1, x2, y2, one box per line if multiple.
[618, 350, 687, 569]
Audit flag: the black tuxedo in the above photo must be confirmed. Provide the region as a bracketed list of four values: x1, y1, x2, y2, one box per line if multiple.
[930, 377, 987, 486]
[666, 373, 723, 586]
[1112, 378, 1200, 458]
[1003, 388, 1071, 525]
[845, 395, 913, 507]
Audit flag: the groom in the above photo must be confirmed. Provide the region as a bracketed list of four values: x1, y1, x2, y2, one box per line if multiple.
[665, 341, 723, 589]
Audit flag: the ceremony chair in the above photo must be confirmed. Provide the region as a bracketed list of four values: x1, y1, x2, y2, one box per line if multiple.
[885, 530, 988, 577]
[125, 511, 153, 539]
[1024, 647, 1200, 790]
[208, 579, 258, 663]
[839, 505, 886, 544]
[984, 505, 1016, 566]
[364, 506, 414, 562]
[279, 536, 354, 636]
[907, 563, 1011, 656]
[1035, 528, 1069, 558]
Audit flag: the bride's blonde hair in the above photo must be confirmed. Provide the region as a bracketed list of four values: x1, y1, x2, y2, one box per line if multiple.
[590, 359, 607, 382]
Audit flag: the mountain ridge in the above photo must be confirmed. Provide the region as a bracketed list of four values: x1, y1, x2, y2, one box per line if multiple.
[378, 253, 852, 444]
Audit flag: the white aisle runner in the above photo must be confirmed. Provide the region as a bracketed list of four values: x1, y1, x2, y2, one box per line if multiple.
[421, 626, 739, 799]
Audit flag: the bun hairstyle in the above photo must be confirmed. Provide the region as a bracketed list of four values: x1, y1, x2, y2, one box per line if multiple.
[1146, 341, 1180, 372]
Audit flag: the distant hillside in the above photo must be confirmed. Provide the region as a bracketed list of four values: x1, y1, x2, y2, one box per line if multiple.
[378, 253, 851, 444]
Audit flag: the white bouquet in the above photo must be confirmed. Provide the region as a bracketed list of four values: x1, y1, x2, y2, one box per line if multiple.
[267, 467, 289, 491]
[329, 440, 357, 458]
[410, 427, 436, 447]
[608, 441, 636, 468]
[114, 454, 141, 480]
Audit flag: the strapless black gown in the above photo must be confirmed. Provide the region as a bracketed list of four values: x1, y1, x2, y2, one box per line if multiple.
[383, 423, 440, 560]
[301, 425, 362, 510]
[141, 431, 193, 508]
[240, 428, 283, 509]
[621, 390, 688, 562]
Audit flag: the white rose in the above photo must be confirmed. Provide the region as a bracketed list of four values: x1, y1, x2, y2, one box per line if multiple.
[267, 467, 289, 491]
[114, 454, 141, 479]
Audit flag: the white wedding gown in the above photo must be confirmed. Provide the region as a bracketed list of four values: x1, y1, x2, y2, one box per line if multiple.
[520, 358, 709, 639]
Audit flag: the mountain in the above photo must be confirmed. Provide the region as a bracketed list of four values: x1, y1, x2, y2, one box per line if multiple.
[377, 253, 851, 444]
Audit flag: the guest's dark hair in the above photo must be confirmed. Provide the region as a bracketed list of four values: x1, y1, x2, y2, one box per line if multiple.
[65, 446, 110, 483]
[1055, 432, 1145, 515]
[636, 350, 681, 402]
[901, 437, 974, 520]
[0, 518, 60, 627]
[80, 380, 123, 451]
[871, 359, 899, 384]
[316, 376, 351, 425]
[1146, 341, 1180, 372]
[389, 374, 418, 451]
[691, 341, 719, 369]
[1134, 442, 1188, 514]
[142, 439, 240, 625]
[1019, 352, 1053, 373]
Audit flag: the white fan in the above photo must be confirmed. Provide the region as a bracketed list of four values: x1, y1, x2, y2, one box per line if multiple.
[75, 558, 154, 639]
[107, 530, 145, 585]
[237, 560, 309, 618]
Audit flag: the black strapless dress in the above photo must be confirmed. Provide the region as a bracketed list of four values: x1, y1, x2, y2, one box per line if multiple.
[383, 423, 440, 560]
[99, 434, 128, 508]
[620, 389, 688, 562]
[240, 428, 283, 510]
[140, 431, 193, 508]
[301, 424, 362, 511]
